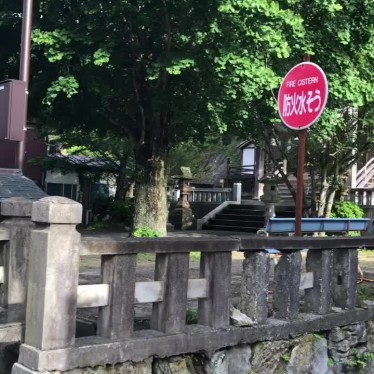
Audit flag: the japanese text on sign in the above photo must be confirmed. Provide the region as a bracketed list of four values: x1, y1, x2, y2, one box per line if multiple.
[282, 89, 321, 117]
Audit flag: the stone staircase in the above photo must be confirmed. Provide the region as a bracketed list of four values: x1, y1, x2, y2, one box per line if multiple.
[202, 204, 295, 233]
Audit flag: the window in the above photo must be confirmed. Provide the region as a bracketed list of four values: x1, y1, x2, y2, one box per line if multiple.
[46, 183, 78, 200]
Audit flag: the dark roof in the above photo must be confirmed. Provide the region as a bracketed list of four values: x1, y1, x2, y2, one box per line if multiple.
[52, 154, 118, 169]
[0, 173, 46, 200]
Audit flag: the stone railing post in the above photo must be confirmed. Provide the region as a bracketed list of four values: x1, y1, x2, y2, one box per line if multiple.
[240, 250, 269, 324]
[0, 198, 33, 316]
[304, 249, 333, 314]
[273, 251, 302, 319]
[24, 197, 82, 350]
[233, 183, 242, 203]
[332, 248, 358, 310]
[198, 252, 232, 328]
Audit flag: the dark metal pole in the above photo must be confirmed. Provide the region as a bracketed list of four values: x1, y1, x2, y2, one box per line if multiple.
[295, 54, 310, 236]
[295, 129, 307, 236]
[18, 0, 34, 171]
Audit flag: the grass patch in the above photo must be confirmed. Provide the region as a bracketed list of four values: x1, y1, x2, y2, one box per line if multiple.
[137, 253, 156, 262]
[358, 283, 374, 303]
[80, 220, 128, 232]
[359, 249, 374, 257]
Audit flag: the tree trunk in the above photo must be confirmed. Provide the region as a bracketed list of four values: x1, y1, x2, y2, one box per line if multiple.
[115, 162, 129, 201]
[309, 168, 317, 217]
[325, 188, 337, 217]
[132, 158, 168, 236]
[318, 168, 329, 217]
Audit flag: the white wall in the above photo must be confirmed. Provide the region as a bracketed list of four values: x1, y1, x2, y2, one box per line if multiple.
[45, 171, 79, 185]
[242, 147, 255, 174]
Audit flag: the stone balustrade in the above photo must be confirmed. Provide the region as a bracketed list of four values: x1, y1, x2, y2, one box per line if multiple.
[189, 188, 233, 203]
[349, 187, 374, 207]
[0, 197, 371, 373]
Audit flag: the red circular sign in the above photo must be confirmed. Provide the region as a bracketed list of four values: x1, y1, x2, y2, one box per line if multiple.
[278, 62, 328, 130]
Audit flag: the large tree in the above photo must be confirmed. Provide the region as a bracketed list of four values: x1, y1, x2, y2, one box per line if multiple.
[3, 0, 372, 229]
[24, 0, 307, 234]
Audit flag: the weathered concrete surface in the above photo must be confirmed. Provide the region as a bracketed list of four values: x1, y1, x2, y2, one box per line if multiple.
[0, 199, 33, 313]
[198, 252, 231, 329]
[32, 196, 82, 224]
[333, 249, 358, 310]
[251, 340, 289, 374]
[25, 198, 82, 351]
[287, 335, 331, 374]
[16, 308, 374, 372]
[273, 251, 302, 319]
[1, 199, 32, 218]
[151, 253, 189, 333]
[240, 251, 269, 323]
[304, 249, 333, 314]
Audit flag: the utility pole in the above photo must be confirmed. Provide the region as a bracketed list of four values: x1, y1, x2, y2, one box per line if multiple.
[18, 0, 34, 171]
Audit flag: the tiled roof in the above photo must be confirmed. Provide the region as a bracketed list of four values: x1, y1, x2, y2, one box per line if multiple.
[0, 173, 46, 200]
[52, 154, 118, 169]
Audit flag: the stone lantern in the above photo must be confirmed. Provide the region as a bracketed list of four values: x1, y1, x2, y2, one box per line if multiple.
[168, 167, 195, 230]
[258, 174, 283, 224]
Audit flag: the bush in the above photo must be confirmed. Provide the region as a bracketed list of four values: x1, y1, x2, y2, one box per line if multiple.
[92, 197, 134, 226]
[133, 227, 162, 237]
[108, 198, 134, 225]
[92, 196, 112, 221]
[330, 201, 364, 219]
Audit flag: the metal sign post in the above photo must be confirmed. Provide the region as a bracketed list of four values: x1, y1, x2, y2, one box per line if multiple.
[278, 57, 328, 236]
[18, 0, 34, 171]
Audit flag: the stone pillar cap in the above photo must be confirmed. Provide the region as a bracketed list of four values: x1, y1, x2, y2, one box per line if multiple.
[1, 198, 33, 217]
[32, 196, 82, 224]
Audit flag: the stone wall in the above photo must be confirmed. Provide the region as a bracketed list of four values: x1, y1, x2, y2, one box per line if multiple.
[46, 321, 374, 374]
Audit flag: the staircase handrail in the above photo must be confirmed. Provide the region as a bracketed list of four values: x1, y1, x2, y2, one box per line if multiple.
[356, 158, 374, 187]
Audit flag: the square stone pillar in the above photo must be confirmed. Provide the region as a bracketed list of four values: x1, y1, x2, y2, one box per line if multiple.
[0, 198, 33, 318]
[304, 249, 333, 314]
[332, 248, 358, 310]
[25, 197, 82, 350]
[273, 251, 302, 320]
[240, 250, 269, 324]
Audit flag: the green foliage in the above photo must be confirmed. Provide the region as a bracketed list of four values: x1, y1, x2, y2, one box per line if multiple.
[186, 309, 198, 324]
[44, 76, 79, 105]
[189, 252, 201, 262]
[327, 358, 335, 368]
[92, 196, 112, 222]
[330, 201, 365, 219]
[109, 199, 134, 225]
[280, 353, 291, 363]
[133, 227, 162, 238]
[92, 197, 134, 226]
[358, 284, 374, 303]
[344, 351, 374, 370]
[3, 0, 374, 229]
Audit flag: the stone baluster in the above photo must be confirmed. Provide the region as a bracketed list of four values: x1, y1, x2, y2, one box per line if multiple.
[24, 197, 82, 350]
[332, 248, 358, 310]
[97, 254, 137, 339]
[151, 253, 190, 333]
[198, 252, 232, 328]
[304, 249, 334, 314]
[240, 250, 269, 324]
[0, 198, 33, 317]
[273, 251, 302, 320]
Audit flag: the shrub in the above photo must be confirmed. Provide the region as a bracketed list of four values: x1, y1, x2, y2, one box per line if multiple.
[330, 201, 364, 219]
[108, 198, 134, 225]
[330, 201, 365, 236]
[92, 196, 112, 221]
[133, 227, 162, 238]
